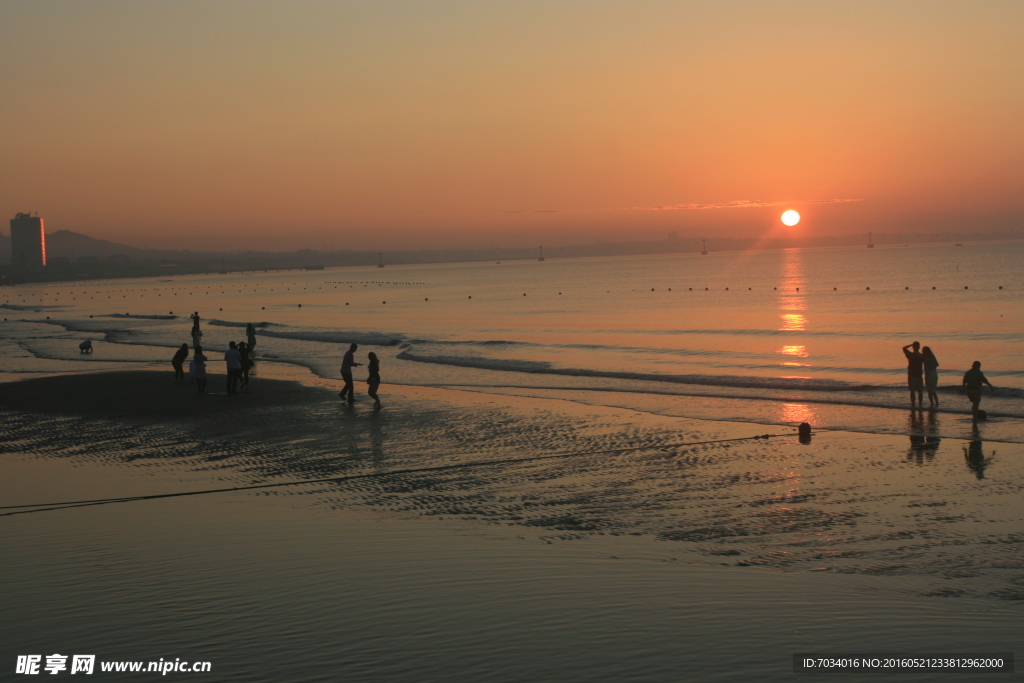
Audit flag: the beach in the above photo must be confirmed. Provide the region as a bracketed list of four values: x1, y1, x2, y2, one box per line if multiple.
[6, 0, 1024, 677]
[2, 366, 1022, 681]
[2, 245, 1022, 679]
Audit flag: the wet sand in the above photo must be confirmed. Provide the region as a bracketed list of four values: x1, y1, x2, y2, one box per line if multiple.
[0, 369, 335, 420]
[2, 369, 1022, 681]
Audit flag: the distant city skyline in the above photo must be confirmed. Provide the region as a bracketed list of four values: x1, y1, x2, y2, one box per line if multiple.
[2, 1, 1023, 251]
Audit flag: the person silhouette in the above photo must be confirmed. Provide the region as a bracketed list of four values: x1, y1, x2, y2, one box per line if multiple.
[171, 343, 189, 384]
[366, 351, 382, 408]
[961, 361, 994, 420]
[193, 346, 208, 394]
[921, 345, 939, 408]
[246, 323, 257, 352]
[225, 341, 242, 394]
[902, 341, 925, 408]
[238, 341, 254, 389]
[339, 343, 361, 402]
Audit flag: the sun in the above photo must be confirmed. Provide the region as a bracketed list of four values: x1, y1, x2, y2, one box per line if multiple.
[781, 210, 801, 226]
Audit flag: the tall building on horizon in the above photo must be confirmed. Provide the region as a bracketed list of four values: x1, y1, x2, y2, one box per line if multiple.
[10, 212, 47, 269]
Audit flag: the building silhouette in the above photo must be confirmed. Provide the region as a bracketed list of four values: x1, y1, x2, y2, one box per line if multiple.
[10, 213, 47, 269]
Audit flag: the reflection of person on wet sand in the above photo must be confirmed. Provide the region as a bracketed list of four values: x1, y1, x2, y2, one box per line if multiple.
[961, 361, 993, 420]
[964, 439, 987, 479]
[902, 342, 925, 408]
[905, 410, 940, 463]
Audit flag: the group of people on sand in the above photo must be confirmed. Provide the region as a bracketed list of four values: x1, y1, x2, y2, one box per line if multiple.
[338, 343, 382, 408]
[902, 341, 994, 419]
[171, 315, 384, 405]
[171, 313, 258, 395]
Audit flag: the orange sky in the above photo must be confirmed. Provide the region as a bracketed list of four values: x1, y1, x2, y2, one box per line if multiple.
[2, 1, 1022, 250]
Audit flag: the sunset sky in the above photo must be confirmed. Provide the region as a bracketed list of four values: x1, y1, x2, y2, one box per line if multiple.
[2, 1, 1022, 250]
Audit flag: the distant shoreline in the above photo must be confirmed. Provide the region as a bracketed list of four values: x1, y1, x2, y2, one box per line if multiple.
[3, 234, 1023, 286]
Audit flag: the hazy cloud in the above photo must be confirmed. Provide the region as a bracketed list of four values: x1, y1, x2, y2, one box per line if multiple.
[626, 198, 863, 211]
[503, 209, 573, 214]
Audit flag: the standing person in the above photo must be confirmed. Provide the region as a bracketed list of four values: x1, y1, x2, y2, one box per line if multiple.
[339, 343, 361, 402]
[171, 343, 190, 384]
[238, 341, 253, 389]
[193, 346, 208, 394]
[922, 346, 940, 408]
[246, 323, 257, 352]
[366, 352, 382, 408]
[902, 341, 925, 408]
[190, 311, 201, 326]
[962, 361, 994, 420]
[225, 341, 242, 395]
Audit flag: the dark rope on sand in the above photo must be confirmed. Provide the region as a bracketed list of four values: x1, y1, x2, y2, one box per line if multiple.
[1, 431, 799, 517]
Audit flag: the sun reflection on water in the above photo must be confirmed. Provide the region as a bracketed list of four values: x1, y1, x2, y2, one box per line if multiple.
[780, 402, 817, 425]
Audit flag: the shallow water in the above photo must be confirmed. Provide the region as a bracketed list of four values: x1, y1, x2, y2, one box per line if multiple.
[2, 243, 1021, 438]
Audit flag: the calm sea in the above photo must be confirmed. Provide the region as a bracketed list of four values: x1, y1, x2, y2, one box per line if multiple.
[2, 240, 1022, 436]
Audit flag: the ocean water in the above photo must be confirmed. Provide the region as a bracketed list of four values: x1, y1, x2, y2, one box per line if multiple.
[2, 241, 1021, 439]
[3, 242, 1024, 681]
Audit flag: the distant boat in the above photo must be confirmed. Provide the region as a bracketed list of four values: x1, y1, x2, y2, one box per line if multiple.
[867, 232, 874, 248]
[377, 252, 385, 268]
[538, 246, 545, 262]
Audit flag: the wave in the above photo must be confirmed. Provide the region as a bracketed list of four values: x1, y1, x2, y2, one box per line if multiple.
[1, 304, 68, 311]
[207, 319, 402, 346]
[104, 313, 178, 320]
[628, 328, 1024, 342]
[396, 350, 874, 392]
[396, 349, 1024, 400]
